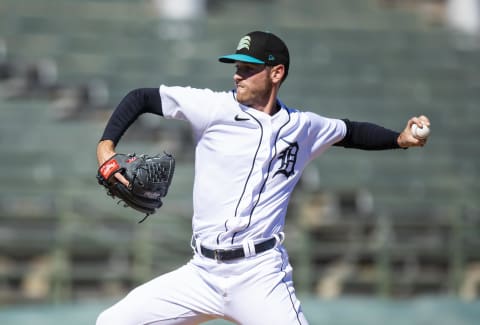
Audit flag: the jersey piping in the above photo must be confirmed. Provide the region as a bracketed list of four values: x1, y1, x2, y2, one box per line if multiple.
[231, 107, 292, 244]
[216, 110, 264, 245]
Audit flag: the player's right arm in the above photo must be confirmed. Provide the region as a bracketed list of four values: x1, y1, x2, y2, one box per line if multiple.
[334, 119, 401, 150]
[334, 117, 429, 150]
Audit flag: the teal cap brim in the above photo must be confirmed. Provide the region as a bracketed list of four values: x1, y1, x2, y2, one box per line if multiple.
[218, 54, 265, 64]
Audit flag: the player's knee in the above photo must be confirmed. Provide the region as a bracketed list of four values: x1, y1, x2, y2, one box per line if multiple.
[95, 309, 108, 325]
[96, 307, 119, 325]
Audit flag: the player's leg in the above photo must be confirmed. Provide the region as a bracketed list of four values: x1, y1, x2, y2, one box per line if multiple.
[96, 262, 224, 325]
[226, 248, 309, 325]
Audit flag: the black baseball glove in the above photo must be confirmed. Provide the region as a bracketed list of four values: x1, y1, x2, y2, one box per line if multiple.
[97, 152, 175, 222]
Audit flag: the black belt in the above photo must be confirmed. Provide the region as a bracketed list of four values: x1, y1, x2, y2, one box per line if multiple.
[197, 237, 277, 261]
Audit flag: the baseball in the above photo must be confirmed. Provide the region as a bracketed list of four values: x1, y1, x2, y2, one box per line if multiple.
[411, 123, 430, 139]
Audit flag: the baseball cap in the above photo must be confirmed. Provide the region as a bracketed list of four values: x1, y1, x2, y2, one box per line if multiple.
[219, 31, 290, 76]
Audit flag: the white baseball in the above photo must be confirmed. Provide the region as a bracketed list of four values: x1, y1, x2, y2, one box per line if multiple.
[411, 123, 430, 139]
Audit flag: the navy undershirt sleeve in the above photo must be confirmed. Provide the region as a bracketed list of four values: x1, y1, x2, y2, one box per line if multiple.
[334, 119, 401, 150]
[100, 88, 163, 145]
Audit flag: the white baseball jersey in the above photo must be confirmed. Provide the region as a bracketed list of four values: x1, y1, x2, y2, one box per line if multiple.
[96, 85, 347, 325]
[160, 85, 346, 248]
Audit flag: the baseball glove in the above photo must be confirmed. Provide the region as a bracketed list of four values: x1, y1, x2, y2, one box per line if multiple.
[97, 152, 175, 222]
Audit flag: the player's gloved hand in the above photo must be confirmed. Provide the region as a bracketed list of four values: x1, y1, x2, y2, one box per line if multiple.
[97, 152, 175, 222]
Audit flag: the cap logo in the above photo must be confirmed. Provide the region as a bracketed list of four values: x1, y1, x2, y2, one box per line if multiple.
[236, 36, 251, 51]
[268, 54, 275, 61]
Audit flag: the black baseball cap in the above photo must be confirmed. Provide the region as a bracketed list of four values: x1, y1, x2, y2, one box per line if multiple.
[219, 31, 290, 76]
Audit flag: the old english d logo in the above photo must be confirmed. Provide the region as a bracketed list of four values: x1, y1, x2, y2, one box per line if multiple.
[274, 141, 298, 178]
[237, 36, 251, 50]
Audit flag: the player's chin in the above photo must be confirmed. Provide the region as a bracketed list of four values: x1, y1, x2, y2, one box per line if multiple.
[235, 89, 249, 105]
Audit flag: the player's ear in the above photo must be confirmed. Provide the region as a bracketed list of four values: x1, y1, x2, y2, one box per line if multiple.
[270, 64, 285, 84]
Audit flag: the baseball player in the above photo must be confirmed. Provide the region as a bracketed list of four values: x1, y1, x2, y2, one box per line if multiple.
[96, 31, 430, 325]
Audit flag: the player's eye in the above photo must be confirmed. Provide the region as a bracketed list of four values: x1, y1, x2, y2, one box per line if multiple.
[235, 64, 264, 77]
[235, 66, 249, 76]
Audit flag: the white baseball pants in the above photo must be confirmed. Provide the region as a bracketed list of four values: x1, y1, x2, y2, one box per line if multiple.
[96, 246, 308, 325]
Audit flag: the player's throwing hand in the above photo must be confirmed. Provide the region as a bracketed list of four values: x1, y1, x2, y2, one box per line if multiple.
[397, 115, 431, 147]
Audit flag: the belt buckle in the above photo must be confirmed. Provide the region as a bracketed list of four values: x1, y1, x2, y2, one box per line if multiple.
[213, 249, 223, 261]
[213, 248, 233, 261]
[213, 249, 222, 261]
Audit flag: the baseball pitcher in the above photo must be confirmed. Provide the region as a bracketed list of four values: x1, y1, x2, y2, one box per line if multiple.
[96, 31, 430, 325]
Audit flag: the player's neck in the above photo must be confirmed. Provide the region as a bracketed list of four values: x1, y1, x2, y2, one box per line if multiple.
[252, 89, 280, 116]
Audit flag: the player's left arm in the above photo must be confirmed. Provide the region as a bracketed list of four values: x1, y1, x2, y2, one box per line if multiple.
[334, 115, 430, 150]
[97, 88, 164, 185]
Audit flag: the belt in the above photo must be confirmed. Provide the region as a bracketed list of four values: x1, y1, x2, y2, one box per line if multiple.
[196, 237, 278, 261]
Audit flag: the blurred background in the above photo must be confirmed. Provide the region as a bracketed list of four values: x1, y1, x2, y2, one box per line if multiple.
[0, 0, 479, 324]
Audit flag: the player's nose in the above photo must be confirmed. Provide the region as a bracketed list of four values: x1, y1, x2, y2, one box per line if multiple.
[233, 72, 242, 83]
